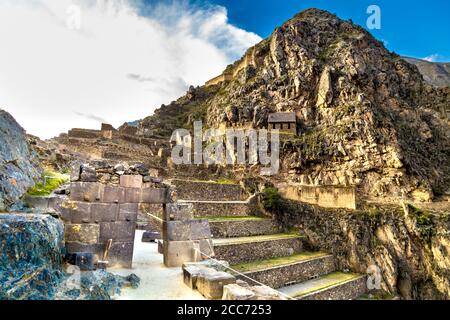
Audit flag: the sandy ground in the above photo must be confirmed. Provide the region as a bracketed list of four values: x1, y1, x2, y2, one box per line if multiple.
[110, 230, 205, 300]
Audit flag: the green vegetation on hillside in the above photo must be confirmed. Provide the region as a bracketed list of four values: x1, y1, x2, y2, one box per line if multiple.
[27, 170, 69, 196]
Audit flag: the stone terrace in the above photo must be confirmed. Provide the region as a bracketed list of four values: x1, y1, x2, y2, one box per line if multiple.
[178, 180, 367, 300]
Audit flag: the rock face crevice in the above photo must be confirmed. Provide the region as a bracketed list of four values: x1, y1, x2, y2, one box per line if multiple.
[0, 110, 41, 210]
[276, 200, 450, 300]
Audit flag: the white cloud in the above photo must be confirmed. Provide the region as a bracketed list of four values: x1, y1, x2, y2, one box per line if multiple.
[422, 54, 440, 62]
[0, 0, 262, 139]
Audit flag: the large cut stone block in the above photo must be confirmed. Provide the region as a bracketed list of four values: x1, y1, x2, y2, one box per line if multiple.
[118, 203, 138, 221]
[163, 220, 211, 241]
[163, 221, 192, 241]
[124, 188, 141, 203]
[183, 265, 216, 289]
[101, 185, 125, 203]
[90, 203, 118, 222]
[108, 241, 134, 268]
[70, 182, 103, 202]
[197, 271, 236, 300]
[65, 224, 99, 244]
[48, 196, 65, 212]
[191, 220, 211, 239]
[120, 175, 143, 188]
[141, 188, 167, 204]
[60, 201, 91, 223]
[65, 242, 103, 256]
[164, 203, 194, 221]
[222, 284, 256, 300]
[80, 165, 97, 182]
[23, 195, 49, 210]
[99, 221, 136, 242]
[163, 240, 195, 268]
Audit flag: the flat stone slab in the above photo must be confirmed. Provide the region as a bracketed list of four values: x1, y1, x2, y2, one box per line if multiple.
[197, 271, 236, 300]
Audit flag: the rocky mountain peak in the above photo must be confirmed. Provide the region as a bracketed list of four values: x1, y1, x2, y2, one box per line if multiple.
[136, 8, 450, 202]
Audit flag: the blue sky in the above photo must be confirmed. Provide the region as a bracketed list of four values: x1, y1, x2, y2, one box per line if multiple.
[183, 0, 449, 62]
[1, 0, 447, 139]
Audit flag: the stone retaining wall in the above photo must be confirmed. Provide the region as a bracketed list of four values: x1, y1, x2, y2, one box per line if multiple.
[190, 201, 255, 218]
[68, 128, 102, 139]
[172, 180, 244, 201]
[298, 276, 367, 300]
[279, 185, 356, 210]
[209, 219, 281, 238]
[236, 254, 335, 289]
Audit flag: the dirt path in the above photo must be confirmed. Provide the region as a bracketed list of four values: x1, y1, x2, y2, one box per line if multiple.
[111, 230, 204, 300]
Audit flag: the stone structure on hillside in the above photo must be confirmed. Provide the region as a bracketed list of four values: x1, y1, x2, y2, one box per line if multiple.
[60, 161, 170, 268]
[205, 47, 258, 86]
[268, 112, 297, 134]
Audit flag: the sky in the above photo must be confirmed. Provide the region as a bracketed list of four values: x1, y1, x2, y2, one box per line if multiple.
[0, 0, 448, 139]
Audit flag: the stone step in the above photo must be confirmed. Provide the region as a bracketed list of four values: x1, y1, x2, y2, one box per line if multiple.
[178, 200, 254, 218]
[206, 217, 282, 238]
[213, 233, 305, 265]
[231, 252, 336, 289]
[279, 272, 367, 300]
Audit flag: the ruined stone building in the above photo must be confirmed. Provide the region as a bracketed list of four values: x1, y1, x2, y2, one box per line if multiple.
[268, 112, 297, 134]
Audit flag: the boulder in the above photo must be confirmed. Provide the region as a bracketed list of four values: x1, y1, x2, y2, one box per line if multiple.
[0, 213, 64, 300]
[0, 110, 41, 210]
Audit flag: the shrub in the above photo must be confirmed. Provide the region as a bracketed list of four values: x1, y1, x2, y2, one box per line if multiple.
[262, 187, 283, 212]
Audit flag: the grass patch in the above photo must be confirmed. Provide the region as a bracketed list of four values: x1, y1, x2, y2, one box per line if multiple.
[408, 205, 433, 226]
[27, 170, 69, 196]
[232, 252, 329, 272]
[190, 179, 239, 185]
[293, 272, 361, 298]
[200, 216, 267, 222]
[408, 204, 434, 239]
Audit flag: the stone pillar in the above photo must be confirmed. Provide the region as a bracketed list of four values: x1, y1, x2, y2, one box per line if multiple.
[163, 203, 214, 268]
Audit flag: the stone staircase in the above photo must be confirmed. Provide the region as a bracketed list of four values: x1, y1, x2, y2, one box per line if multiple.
[176, 180, 367, 300]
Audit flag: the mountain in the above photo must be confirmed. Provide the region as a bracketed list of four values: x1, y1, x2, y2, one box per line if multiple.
[403, 57, 450, 87]
[106, 9, 450, 202]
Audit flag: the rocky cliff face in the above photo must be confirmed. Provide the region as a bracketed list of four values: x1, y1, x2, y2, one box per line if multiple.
[276, 200, 450, 299]
[138, 9, 450, 202]
[0, 110, 41, 210]
[403, 57, 450, 88]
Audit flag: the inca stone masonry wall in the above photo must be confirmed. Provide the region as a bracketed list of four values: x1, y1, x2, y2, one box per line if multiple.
[61, 163, 169, 268]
